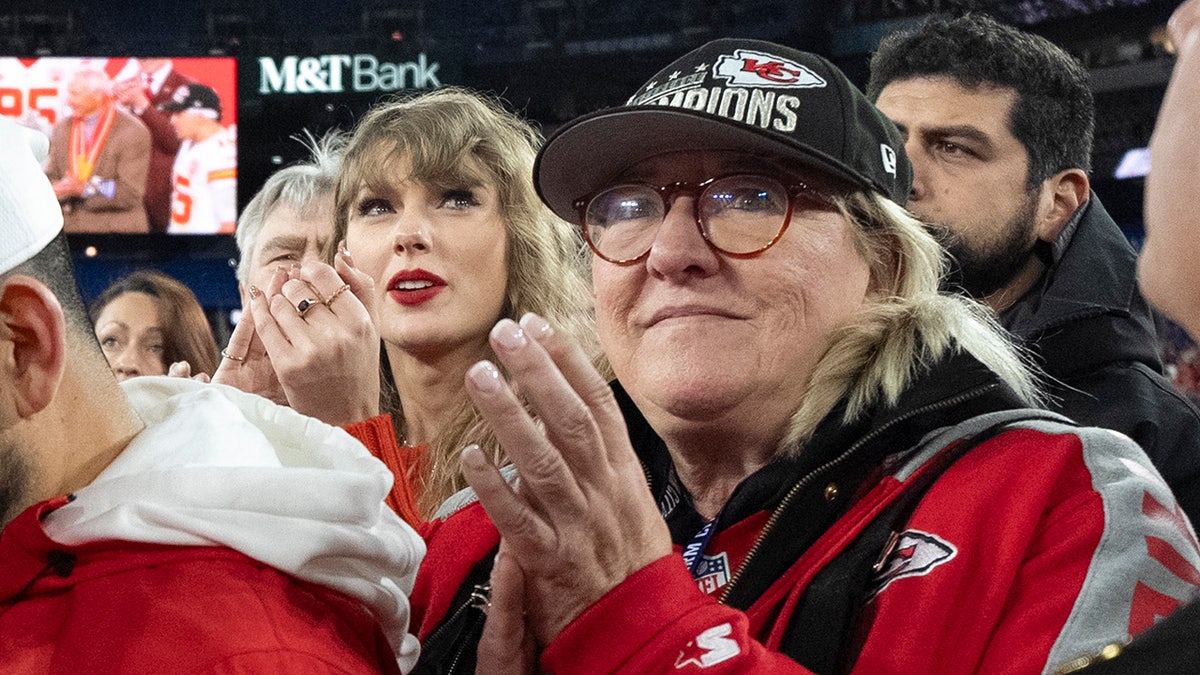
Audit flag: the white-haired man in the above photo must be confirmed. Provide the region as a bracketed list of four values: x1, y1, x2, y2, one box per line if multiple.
[45, 67, 151, 233]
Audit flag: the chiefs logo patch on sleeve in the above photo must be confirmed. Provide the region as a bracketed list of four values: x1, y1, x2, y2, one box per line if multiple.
[869, 530, 958, 598]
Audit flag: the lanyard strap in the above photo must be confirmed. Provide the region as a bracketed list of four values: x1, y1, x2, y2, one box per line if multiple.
[70, 103, 117, 182]
[682, 518, 719, 578]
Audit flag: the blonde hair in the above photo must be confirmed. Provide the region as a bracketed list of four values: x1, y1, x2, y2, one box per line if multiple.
[780, 191, 1043, 454]
[332, 87, 602, 516]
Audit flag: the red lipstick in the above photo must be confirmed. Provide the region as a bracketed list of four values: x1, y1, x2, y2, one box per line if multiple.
[387, 269, 446, 306]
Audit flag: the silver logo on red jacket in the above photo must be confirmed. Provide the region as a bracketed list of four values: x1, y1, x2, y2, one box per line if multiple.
[870, 530, 957, 598]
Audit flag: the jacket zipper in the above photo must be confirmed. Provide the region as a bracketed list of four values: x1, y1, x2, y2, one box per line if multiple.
[424, 582, 491, 673]
[717, 383, 1000, 604]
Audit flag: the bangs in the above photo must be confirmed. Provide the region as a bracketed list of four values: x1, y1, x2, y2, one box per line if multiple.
[346, 125, 496, 200]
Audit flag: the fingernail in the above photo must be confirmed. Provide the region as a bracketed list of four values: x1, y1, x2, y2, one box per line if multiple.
[468, 361, 503, 393]
[168, 361, 186, 376]
[491, 319, 527, 351]
[338, 241, 354, 264]
[519, 313, 553, 339]
[461, 444, 487, 469]
[249, 285, 261, 298]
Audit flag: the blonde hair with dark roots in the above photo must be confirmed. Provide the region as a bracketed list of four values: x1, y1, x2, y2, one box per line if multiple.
[779, 190, 1044, 455]
[331, 87, 603, 517]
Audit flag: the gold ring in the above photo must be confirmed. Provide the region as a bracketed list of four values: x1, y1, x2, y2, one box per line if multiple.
[220, 348, 245, 362]
[296, 297, 319, 316]
[324, 283, 352, 308]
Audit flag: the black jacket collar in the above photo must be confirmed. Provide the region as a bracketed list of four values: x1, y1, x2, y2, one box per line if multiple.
[615, 345, 1028, 544]
[1000, 194, 1163, 377]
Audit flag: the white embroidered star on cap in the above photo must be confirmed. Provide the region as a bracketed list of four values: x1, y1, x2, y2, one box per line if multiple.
[0, 116, 62, 275]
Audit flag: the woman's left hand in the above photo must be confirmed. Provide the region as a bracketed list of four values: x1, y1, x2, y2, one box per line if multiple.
[254, 251, 382, 427]
[460, 314, 673, 646]
[211, 294, 289, 405]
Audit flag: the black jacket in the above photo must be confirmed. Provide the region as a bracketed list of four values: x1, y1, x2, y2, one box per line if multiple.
[1000, 194, 1200, 523]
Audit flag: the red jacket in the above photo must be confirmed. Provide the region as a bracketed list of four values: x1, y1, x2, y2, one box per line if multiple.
[410, 352, 1200, 673]
[0, 378, 424, 673]
[0, 498, 401, 674]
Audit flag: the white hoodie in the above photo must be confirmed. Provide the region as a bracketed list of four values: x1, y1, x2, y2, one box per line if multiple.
[41, 376, 425, 672]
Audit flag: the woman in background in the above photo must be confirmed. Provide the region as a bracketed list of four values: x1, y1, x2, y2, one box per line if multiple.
[91, 269, 219, 381]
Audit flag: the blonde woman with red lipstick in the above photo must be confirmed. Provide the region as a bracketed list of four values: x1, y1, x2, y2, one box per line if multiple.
[240, 88, 600, 525]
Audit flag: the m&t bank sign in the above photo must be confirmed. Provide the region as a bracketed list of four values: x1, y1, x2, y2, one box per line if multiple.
[258, 54, 441, 94]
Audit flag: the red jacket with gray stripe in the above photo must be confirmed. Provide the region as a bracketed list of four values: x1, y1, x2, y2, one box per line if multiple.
[409, 350, 1200, 673]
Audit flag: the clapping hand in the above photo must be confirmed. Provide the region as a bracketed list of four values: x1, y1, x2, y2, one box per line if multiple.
[251, 247, 381, 426]
[461, 314, 672, 651]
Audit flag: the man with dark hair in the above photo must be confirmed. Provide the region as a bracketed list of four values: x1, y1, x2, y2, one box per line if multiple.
[0, 118, 422, 672]
[868, 13, 1200, 522]
[164, 83, 237, 234]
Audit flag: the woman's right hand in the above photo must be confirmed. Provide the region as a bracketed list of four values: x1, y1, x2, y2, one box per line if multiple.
[253, 249, 382, 427]
[460, 314, 674, 645]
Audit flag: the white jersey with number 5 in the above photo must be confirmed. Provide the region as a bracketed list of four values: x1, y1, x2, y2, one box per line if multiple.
[168, 127, 237, 234]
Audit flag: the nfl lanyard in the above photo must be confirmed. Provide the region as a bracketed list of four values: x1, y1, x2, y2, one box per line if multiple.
[661, 468, 725, 579]
[682, 517, 720, 578]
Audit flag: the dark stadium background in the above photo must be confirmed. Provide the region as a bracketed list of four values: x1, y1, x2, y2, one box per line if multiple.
[0, 0, 1184, 378]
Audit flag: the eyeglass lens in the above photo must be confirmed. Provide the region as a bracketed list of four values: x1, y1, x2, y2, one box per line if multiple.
[584, 175, 792, 262]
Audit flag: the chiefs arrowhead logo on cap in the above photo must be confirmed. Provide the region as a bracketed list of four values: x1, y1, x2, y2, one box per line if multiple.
[713, 49, 827, 88]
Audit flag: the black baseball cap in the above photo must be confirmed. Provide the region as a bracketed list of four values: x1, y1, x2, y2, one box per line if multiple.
[534, 38, 913, 223]
[161, 83, 222, 118]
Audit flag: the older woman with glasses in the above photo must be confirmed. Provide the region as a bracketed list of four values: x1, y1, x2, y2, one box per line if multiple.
[410, 40, 1200, 673]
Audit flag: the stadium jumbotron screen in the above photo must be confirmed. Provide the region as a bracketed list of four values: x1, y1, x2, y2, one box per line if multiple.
[0, 56, 237, 235]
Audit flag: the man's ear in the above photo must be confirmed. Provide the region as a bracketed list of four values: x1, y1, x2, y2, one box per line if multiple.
[1036, 168, 1090, 242]
[0, 275, 67, 419]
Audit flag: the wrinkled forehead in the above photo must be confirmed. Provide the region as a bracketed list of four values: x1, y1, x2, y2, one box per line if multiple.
[260, 197, 334, 242]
